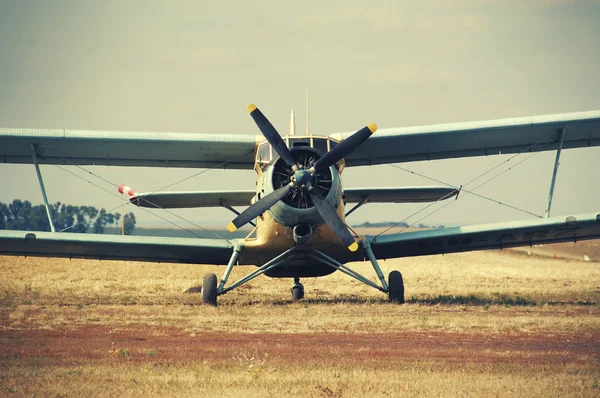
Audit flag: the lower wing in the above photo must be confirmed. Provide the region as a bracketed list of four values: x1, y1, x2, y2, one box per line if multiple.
[369, 212, 600, 259]
[0, 231, 234, 265]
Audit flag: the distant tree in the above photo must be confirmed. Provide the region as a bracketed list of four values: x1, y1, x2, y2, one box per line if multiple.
[0, 202, 9, 230]
[353, 221, 409, 228]
[28, 204, 51, 231]
[94, 209, 108, 234]
[93, 209, 121, 234]
[114, 212, 121, 233]
[8, 200, 28, 230]
[123, 212, 136, 235]
[0, 200, 126, 234]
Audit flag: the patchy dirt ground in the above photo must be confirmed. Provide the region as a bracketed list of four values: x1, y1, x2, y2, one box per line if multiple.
[2, 323, 598, 368]
[2, 253, 600, 396]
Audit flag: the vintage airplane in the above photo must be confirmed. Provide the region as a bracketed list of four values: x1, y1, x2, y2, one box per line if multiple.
[1, 105, 600, 305]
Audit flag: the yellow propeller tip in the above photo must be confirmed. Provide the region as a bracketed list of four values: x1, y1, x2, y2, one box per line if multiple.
[367, 123, 377, 134]
[348, 241, 359, 252]
[227, 222, 238, 232]
[247, 104, 257, 113]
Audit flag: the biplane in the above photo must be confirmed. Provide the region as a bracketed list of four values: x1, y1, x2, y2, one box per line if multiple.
[1, 105, 600, 305]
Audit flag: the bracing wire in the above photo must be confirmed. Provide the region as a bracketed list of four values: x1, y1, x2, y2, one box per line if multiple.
[48, 148, 254, 240]
[51, 163, 222, 240]
[372, 135, 555, 239]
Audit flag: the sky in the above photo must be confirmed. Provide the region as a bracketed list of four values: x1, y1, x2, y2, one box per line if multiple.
[0, 0, 599, 230]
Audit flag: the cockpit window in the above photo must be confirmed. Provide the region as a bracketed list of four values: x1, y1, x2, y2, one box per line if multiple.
[255, 137, 342, 170]
[257, 142, 271, 165]
[289, 138, 310, 147]
[312, 138, 328, 154]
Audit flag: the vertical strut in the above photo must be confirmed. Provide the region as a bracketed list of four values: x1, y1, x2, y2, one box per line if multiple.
[362, 239, 389, 291]
[545, 128, 566, 218]
[29, 144, 55, 232]
[217, 242, 244, 293]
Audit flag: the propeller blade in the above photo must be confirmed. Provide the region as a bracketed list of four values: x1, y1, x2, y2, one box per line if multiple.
[248, 104, 296, 168]
[227, 184, 292, 232]
[312, 124, 377, 172]
[309, 188, 358, 252]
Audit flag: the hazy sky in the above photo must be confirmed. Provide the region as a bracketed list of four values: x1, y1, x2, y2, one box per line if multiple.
[1, 0, 599, 230]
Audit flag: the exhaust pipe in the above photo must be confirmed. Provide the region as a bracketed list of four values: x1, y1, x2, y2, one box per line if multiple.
[293, 224, 312, 245]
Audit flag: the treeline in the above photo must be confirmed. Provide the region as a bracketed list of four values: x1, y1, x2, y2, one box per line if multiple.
[0, 200, 136, 234]
[354, 221, 409, 228]
[354, 221, 445, 229]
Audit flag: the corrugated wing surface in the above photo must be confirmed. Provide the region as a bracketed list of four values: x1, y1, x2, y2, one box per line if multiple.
[0, 128, 257, 169]
[336, 110, 600, 166]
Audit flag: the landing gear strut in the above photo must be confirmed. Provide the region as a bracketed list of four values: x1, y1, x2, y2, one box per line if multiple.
[198, 239, 406, 306]
[291, 277, 304, 300]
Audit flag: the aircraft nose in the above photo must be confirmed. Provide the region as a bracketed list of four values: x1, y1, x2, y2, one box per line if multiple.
[294, 169, 311, 185]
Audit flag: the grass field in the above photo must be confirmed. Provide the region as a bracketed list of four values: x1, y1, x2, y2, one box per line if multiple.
[1, 245, 599, 397]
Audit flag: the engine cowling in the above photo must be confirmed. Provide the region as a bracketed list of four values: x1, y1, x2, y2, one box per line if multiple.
[261, 147, 342, 228]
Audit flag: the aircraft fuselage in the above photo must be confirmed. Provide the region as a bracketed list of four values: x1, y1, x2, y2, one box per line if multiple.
[242, 135, 352, 277]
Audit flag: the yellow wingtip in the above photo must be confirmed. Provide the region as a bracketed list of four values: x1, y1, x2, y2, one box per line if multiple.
[348, 241, 359, 252]
[367, 123, 377, 134]
[227, 222, 238, 232]
[247, 104, 257, 113]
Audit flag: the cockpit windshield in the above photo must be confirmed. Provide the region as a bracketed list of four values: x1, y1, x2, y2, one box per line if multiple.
[255, 136, 340, 170]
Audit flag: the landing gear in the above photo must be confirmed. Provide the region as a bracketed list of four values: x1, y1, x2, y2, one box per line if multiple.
[291, 277, 304, 300]
[388, 270, 405, 304]
[197, 239, 405, 305]
[201, 273, 218, 306]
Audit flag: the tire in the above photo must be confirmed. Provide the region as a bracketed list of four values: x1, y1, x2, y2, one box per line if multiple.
[388, 270, 405, 304]
[291, 285, 304, 300]
[201, 273, 218, 306]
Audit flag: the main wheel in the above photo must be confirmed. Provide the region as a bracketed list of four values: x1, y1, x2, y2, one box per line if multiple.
[201, 273, 218, 306]
[388, 270, 405, 304]
[291, 284, 304, 300]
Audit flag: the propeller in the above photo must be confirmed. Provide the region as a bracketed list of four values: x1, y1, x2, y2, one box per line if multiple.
[308, 186, 359, 252]
[310, 124, 376, 173]
[248, 104, 297, 169]
[227, 183, 292, 232]
[227, 104, 377, 251]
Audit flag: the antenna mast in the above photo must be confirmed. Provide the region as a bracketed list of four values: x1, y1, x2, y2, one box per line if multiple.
[306, 88, 310, 136]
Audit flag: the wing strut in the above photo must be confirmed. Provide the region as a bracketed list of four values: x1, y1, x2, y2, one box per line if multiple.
[219, 200, 256, 227]
[545, 128, 566, 217]
[29, 144, 55, 232]
[344, 197, 368, 218]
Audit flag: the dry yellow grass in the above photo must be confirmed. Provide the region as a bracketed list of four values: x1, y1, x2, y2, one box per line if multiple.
[1, 250, 599, 397]
[2, 250, 598, 305]
[2, 250, 599, 335]
[1, 362, 598, 397]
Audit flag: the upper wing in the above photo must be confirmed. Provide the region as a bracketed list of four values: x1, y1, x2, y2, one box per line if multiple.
[333, 110, 600, 167]
[344, 187, 457, 203]
[368, 212, 600, 259]
[0, 128, 258, 169]
[131, 190, 255, 208]
[0, 230, 234, 264]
